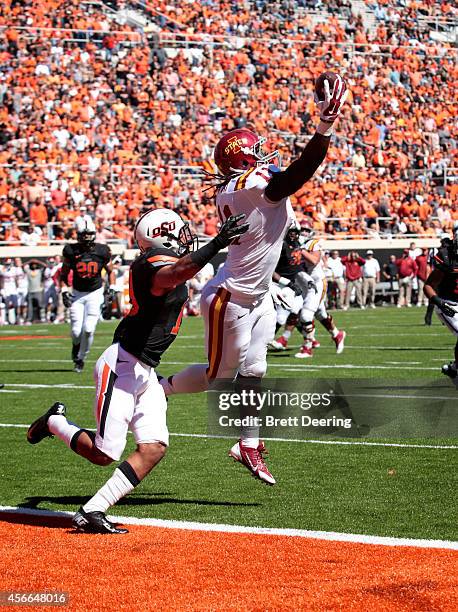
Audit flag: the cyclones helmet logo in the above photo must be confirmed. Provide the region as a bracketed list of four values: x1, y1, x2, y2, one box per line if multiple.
[224, 136, 245, 156]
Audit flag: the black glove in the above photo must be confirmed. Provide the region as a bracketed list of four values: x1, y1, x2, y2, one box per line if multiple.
[307, 280, 318, 294]
[288, 281, 303, 296]
[62, 291, 73, 308]
[214, 214, 249, 248]
[432, 296, 457, 318]
[105, 288, 116, 303]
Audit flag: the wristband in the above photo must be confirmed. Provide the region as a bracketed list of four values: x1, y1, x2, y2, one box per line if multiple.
[316, 120, 334, 137]
[190, 238, 220, 267]
[278, 277, 290, 287]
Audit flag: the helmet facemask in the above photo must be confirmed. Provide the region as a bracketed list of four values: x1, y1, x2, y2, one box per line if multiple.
[169, 223, 199, 257]
[77, 230, 96, 248]
[249, 137, 281, 171]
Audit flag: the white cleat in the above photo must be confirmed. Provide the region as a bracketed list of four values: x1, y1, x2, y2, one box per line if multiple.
[334, 330, 346, 354]
[294, 345, 313, 359]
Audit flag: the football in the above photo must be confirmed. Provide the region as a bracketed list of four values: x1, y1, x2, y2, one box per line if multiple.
[314, 71, 339, 101]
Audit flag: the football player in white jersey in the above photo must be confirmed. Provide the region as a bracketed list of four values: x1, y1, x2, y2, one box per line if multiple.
[0, 258, 19, 324]
[159, 74, 348, 485]
[14, 258, 29, 324]
[293, 230, 346, 359]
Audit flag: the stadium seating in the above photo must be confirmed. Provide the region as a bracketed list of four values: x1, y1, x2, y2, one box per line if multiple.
[0, 0, 456, 246]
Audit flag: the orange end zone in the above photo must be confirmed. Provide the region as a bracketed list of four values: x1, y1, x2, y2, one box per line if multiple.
[0, 516, 457, 611]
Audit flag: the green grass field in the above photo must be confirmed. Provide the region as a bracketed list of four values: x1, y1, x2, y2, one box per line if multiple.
[0, 307, 457, 541]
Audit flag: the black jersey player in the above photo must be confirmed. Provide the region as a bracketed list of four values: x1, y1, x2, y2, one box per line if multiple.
[27, 208, 248, 534]
[425, 227, 458, 382]
[61, 220, 114, 372]
[269, 226, 308, 350]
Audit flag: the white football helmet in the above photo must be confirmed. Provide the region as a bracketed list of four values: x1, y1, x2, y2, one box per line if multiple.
[76, 218, 96, 245]
[134, 208, 197, 255]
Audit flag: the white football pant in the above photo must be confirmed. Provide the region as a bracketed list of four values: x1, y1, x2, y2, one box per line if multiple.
[161, 284, 276, 396]
[435, 301, 458, 337]
[70, 287, 104, 361]
[93, 343, 168, 460]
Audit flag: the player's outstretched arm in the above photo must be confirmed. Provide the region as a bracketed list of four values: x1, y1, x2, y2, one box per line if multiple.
[151, 215, 249, 296]
[265, 74, 348, 203]
[425, 269, 458, 317]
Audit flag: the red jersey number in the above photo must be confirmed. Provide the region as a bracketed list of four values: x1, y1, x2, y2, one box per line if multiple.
[76, 261, 99, 278]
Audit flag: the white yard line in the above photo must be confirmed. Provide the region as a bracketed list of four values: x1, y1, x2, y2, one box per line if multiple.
[0, 506, 456, 550]
[0, 359, 443, 370]
[2, 422, 456, 449]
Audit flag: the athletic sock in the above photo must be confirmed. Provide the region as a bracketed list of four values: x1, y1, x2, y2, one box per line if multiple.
[78, 330, 94, 361]
[159, 364, 209, 395]
[331, 327, 339, 338]
[240, 435, 259, 449]
[47, 415, 81, 448]
[83, 461, 140, 514]
[283, 330, 291, 340]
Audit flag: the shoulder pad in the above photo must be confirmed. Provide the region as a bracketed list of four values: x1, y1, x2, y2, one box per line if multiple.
[304, 238, 322, 252]
[234, 166, 273, 191]
[144, 247, 180, 268]
[63, 244, 74, 258]
[433, 246, 451, 272]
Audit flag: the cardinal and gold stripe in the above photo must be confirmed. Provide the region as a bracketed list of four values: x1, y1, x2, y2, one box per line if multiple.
[206, 287, 231, 379]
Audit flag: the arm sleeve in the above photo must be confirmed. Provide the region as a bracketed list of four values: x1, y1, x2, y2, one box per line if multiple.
[264, 132, 331, 202]
[103, 245, 112, 265]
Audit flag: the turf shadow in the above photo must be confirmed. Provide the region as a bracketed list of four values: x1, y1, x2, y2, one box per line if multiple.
[17, 494, 260, 510]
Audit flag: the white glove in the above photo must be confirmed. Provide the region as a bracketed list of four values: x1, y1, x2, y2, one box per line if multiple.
[315, 74, 348, 130]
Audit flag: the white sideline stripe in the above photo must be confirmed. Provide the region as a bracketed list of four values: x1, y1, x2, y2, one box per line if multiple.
[0, 390, 21, 393]
[0, 359, 442, 371]
[0, 506, 456, 550]
[2, 422, 457, 449]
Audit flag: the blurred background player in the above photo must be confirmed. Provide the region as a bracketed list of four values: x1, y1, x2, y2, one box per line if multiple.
[14, 258, 29, 324]
[187, 262, 214, 316]
[27, 209, 247, 534]
[424, 233, 450, 326]
[110, 255, 127, 319]
[294, 228, 346, 358]
[0, 258, 19, 324]
[269, 225, 311, 351]
[43, 257, 60, 323]
[424, 226, 458, 384]
[160, 73, 348, 485]
[61, 219, 114, 373]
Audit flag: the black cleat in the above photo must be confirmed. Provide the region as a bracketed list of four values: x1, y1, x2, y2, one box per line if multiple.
[441, 362, 457, 379]
[72, 343, 81, 362]
[74, 359, 84, 373]
[73, 507, 128, 534]
[27, 402, 66, 444]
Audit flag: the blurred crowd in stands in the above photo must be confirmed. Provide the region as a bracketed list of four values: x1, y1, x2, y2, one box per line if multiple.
[0, 0, 456, 247]
[0, 240, 439, 324]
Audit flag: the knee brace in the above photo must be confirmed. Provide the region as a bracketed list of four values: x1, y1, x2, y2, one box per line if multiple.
[286, 312, 299, 327]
